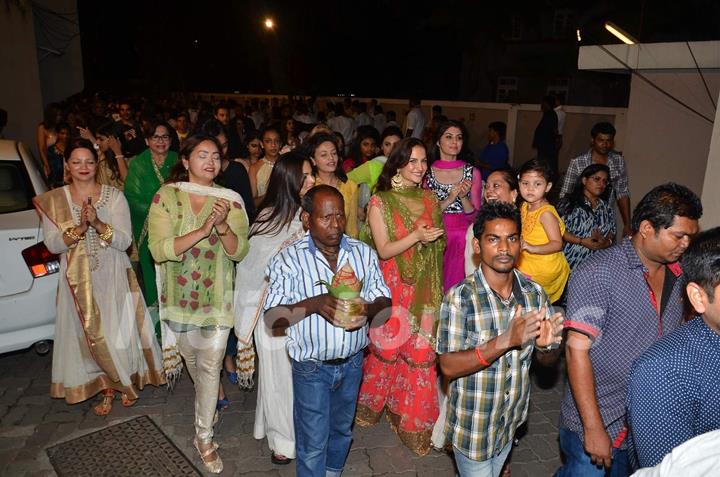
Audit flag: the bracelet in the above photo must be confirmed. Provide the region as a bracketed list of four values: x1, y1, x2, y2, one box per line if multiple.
[115, 154, 125, 159]
[63, 227, 85, 242]
[536, 343, 555, 353]
[475, 347, 491, 367]
[98, 223, 113, 242]
[216, 224, 230, 236]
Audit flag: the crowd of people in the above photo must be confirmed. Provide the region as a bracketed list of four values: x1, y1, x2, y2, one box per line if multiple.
[32, 93, 719, 477]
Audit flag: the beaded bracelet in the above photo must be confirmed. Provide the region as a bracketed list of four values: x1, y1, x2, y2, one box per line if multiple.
[63, 227, 85, 242]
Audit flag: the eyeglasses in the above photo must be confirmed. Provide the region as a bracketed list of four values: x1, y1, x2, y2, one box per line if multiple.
[151, 135, 171, 142]
[588, 175, 609, 185]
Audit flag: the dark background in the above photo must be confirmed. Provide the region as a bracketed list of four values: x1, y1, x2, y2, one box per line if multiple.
[77, 0, 720, 104]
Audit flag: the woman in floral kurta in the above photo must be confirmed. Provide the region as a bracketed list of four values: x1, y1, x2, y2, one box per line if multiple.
[149, 135, 249, 474]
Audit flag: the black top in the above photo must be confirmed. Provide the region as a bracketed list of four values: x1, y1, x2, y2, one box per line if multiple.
[216, 160, 256, 223]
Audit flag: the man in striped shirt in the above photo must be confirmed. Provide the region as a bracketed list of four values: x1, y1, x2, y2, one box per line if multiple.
[264, 185, 391, 477]
[437, 202, 564, 477]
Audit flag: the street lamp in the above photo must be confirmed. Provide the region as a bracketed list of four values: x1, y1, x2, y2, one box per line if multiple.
[604, 21, 638, 45]
[264, 18, 275, 30]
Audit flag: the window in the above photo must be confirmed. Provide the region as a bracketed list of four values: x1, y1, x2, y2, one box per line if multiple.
[553, 9, 574, 38]
[508, 16, 523, 41]
[0, 162, 34, 214]
[497, 77, 519, 103]
[547, 78, 570, 102]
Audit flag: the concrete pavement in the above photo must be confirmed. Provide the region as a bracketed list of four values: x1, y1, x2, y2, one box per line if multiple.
[0, 347, 565, 476]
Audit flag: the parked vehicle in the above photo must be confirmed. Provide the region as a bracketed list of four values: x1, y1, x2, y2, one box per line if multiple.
[0, 139, 58, 354]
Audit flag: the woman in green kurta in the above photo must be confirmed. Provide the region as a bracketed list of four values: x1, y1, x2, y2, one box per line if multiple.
[124, 121, 178, 314]
[148, 134, 249, 474]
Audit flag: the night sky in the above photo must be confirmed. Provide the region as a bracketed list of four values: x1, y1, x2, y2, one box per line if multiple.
[77, 0, 720, 100]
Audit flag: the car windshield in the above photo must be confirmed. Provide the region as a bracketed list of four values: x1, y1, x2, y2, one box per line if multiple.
[0, 161, 34, 214]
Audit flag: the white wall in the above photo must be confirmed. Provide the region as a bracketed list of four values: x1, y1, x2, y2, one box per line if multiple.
[0, 5, 44, 149]
[623, 71, 720, 207]
[0, 0, 83, 155]
[700, 90, 720, 230]
[33, 0, 84, 105]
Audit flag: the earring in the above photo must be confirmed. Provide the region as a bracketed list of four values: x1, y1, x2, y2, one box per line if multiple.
[391, 170, 404, 190]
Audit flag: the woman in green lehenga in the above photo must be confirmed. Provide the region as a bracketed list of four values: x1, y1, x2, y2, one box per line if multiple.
[124, 121, 178, 326]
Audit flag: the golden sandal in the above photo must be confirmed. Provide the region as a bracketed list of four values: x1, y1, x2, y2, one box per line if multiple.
[93, 389, 115, 416]
[193, 439, 223, 474]
[121, 393, 137, 407]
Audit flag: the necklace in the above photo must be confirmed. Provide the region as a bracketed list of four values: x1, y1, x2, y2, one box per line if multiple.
[492, 289, 514, 307]
[150, 157, 164, 183]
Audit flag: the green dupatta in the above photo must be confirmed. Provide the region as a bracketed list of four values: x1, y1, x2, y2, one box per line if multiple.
[362, 187, 445, 345]
[123, 148, 177, 308]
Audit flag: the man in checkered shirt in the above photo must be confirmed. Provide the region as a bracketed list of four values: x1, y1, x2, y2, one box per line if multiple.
[560, 122, 632, 238]
[436, 202, 564, 477]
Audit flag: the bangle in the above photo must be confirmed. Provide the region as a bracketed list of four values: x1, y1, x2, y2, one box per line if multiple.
[63, 227, 85, 242]
[475, 347, 491, 367]
[115, 154, 125, 159]
[98, 223, 113, 242]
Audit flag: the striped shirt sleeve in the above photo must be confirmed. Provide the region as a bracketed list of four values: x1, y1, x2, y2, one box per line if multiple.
[359, 247, 391, 302]
[263, 247, 301, 311]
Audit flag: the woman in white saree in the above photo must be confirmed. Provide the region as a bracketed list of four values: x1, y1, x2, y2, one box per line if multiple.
[33, 138, 164, 416]
[235, 151, 315, 465]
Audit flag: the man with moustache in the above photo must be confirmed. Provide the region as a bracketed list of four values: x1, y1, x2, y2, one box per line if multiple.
[556, 183, 702, 477]
[560, 122, 631, 237]
[263, 185, 391, 477]
[437, 201, 565, 477]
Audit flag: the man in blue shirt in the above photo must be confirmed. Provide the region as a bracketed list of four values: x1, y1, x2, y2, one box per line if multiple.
[557, 183, 702, 477]
[264, 185, 391, 477]
[627, 226, 720, 469]
[477, 122, 510, 181]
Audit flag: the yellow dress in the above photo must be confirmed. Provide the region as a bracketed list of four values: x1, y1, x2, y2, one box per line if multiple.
[517, 202, 570, 302]
[315, 176, 360, 238]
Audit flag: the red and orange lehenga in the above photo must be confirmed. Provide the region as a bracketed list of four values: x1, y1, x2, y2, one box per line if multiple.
[355, 186, 445, 456]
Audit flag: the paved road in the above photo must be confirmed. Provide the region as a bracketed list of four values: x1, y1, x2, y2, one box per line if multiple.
[0, 347, 565, 476]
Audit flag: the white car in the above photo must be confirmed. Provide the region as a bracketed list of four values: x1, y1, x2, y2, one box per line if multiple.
[0, 139, 58, 354]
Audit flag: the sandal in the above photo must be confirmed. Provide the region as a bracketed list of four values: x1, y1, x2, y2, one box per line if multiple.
[216, 397, 230, 411]
[271, 451, 292, 465]
[93, 389, 115, 416]
[225, 370, 239, 385]
[224, 356, 238, 385]
[193, 439, 223, 474]
[121, 393, 137, 407]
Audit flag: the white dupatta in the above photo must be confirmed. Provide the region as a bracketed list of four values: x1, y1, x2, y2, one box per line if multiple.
[157, 182, 245, 387]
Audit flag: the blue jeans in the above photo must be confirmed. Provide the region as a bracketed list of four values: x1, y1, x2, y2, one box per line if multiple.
[555, 428, 630, 477]
[454, 442, 512, 477]
[292, 351, 364, 477]
[225, 329, 237, 357]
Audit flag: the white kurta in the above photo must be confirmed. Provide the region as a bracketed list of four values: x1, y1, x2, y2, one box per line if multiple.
[234, 210, 304, 458]
[42, 185, 163, 402]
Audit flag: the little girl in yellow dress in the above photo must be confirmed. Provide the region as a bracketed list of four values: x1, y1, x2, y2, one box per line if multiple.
[516, 159, 570, 302]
